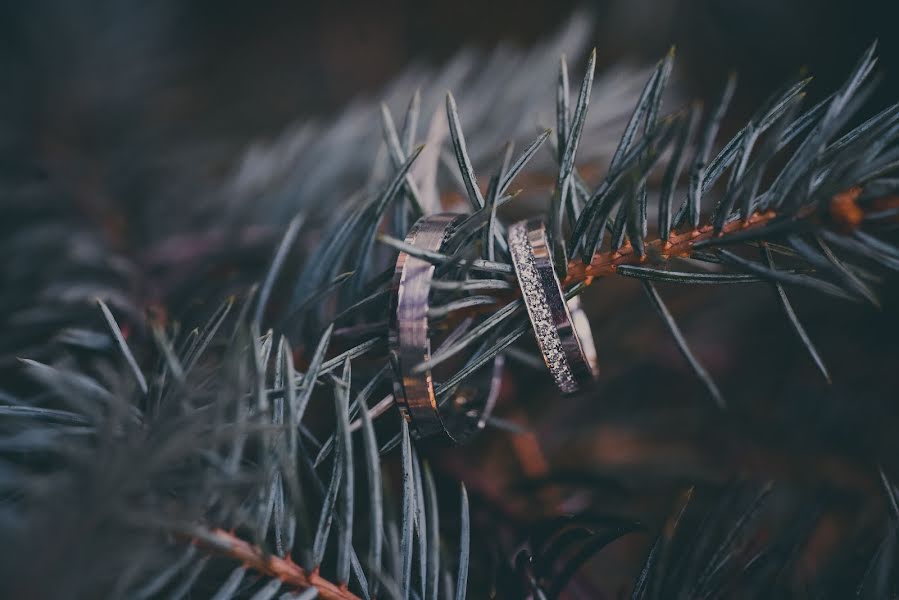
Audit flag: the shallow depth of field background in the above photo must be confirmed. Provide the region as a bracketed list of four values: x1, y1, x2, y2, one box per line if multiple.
[2, 1, 898, 596]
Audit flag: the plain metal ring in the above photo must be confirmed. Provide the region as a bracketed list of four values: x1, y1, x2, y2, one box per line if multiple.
[507, 218, 599, 393]
[389, 213, 503, 442]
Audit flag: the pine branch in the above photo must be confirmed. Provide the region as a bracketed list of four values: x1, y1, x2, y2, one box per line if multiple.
[563, 188, 897, 286]
[563, 208, 782, 284]
[5, 17, 899, 599]
[187, 527, 362, 600]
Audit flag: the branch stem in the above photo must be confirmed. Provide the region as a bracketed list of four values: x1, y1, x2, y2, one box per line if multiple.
[189, 527, 362, 600]
[564, 209, 780, 285]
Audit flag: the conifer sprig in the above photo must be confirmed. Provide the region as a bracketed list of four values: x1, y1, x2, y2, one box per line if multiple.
[4, 31, 899, 599]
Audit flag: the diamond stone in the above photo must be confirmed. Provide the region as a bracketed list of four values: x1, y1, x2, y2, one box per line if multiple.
[509, 222, 575, 391]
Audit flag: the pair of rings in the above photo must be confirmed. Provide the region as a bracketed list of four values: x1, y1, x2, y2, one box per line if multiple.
[389, 213, 598, 442]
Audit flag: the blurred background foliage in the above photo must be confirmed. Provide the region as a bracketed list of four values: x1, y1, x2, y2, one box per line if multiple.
[2, 1, 899, 598]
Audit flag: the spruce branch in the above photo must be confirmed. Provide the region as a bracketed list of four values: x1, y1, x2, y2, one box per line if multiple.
[561, 188, 898, 285]
[562, 207, 783, 284]
[187, 526, 362, 600]
[4, 14, 899, 598]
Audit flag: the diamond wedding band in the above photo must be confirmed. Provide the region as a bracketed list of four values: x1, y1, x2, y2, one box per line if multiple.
[508, 218, 598, 393]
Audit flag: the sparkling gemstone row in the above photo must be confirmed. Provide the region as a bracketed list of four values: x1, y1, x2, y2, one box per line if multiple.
[508, 223, 577, 393]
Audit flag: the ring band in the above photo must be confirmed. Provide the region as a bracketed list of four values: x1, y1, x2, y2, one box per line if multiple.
[389, 213, 503, 442]
[508, 218, 599, 393]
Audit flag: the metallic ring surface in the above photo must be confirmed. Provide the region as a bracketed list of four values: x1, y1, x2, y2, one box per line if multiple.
[507, 218, 599, 393]
[389, 213, 501, 442]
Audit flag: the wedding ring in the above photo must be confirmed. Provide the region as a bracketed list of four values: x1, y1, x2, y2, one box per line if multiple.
[508, 218, 598, 393]
[389, 213, 503, 442]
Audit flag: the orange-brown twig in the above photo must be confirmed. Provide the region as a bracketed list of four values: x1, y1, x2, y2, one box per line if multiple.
[441, 198, 851, 321]
[188, 527, 361, 600]
[562, 187, 886, 286]
[563, 209, 781, 286]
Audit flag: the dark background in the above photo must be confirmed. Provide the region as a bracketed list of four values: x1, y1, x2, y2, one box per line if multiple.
[2, 2, 899, 596]
[2, 0, 898, 162]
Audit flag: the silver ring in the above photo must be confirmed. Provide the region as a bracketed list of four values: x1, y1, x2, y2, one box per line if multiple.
[508, 218, 599, 393]
[389, 213, 503, 442]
